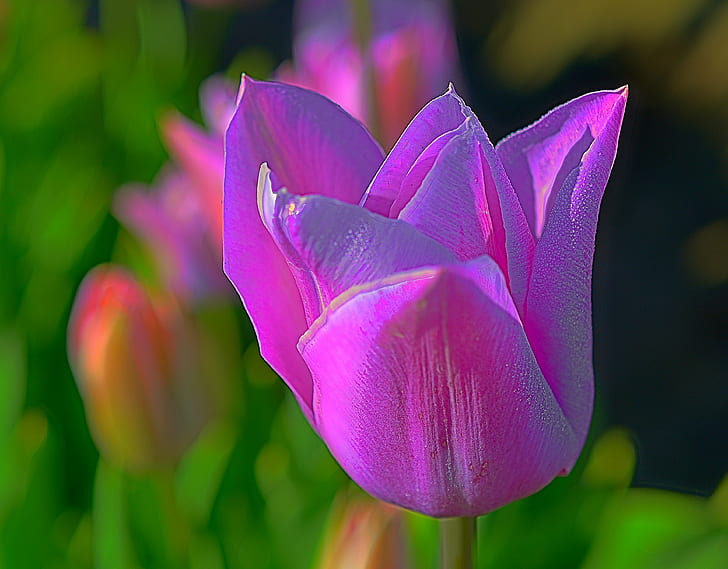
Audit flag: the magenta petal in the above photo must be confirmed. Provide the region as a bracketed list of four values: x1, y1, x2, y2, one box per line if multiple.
[388, 126, 461, 217]
[470, 120, 536, 312]
[398, 118, 535, 306]
[361, 85, 466, 216]
[496, 88, 628, 239]
[299, 262, 576, 517]
[518, 88, 628, 453]
[224, 78, 384, 419]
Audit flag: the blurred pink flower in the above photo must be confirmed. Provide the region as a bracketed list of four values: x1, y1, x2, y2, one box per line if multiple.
[114, 77, 236, 302]
[277, 0, 459, 148]
[67, 265, 214, 471]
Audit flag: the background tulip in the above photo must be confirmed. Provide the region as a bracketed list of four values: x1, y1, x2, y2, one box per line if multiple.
[224, 77, 627, 517]
[68, 265, 214, 471]
[276, 0, 459, 147]
[114, 77, 235, 302]
[315, 493, 412, 569]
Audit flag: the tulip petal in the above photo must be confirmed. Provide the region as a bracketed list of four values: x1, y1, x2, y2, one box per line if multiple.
[224, 78, 383, 419]
[496, 88, 628, 239]
[388, 126, 462, 217]
[299, 259, 576, 517]
[361, 85, 466, 216]
[397, 121, 509, 268]
[361, 85, 534, 311]
[472, 126, 536, 311]
[507, 88, 628, 452]
[373, 93, 534, 309]
[259, 164, 456, 322]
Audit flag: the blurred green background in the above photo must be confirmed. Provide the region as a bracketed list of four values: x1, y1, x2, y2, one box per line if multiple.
[0, 0, 726, 567]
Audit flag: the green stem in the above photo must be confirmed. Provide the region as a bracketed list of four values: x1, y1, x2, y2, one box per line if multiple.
[440, 517, 476, 569]
[152, 468, 189, 568]
[349, 0, 383, 144]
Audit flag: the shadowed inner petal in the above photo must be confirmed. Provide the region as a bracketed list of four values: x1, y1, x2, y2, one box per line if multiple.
[388, 125, 463, 217]
[397, 121, 505, 267]
[526, 127, 595, 237]
[361, 85, 469, 216]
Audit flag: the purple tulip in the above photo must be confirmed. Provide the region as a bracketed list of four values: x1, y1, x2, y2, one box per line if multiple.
[223, 77, 627, 517]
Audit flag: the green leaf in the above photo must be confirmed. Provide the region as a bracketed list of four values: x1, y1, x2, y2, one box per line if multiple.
[176, 421, 237, 527]
[581, 489, 718, 569]
[0, 330, 25, 438]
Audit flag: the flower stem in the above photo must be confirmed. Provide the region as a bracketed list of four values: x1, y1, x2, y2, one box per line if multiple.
[152, 468, 189, 568]
[440, 517, 476, 569]
[349, 0, 383, 144]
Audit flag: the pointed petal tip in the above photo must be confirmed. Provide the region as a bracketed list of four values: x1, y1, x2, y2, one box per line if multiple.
[235, 73, 251, 105]
[610, 85, 628, 119]
[433, 82, 464, 107]
[445, 82, 465, 101]
[434, 82, 469, 117]
[240, 73, 266, 90]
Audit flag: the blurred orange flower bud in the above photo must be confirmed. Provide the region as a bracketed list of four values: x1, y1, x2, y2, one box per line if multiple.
[316, 494, 412, 569]
[68, 264, 213, 471]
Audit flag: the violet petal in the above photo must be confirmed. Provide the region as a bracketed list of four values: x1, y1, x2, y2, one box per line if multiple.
[224, 77, 384, 419]
[512, 88, 628, 454]
[299, 260, 576, 517]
